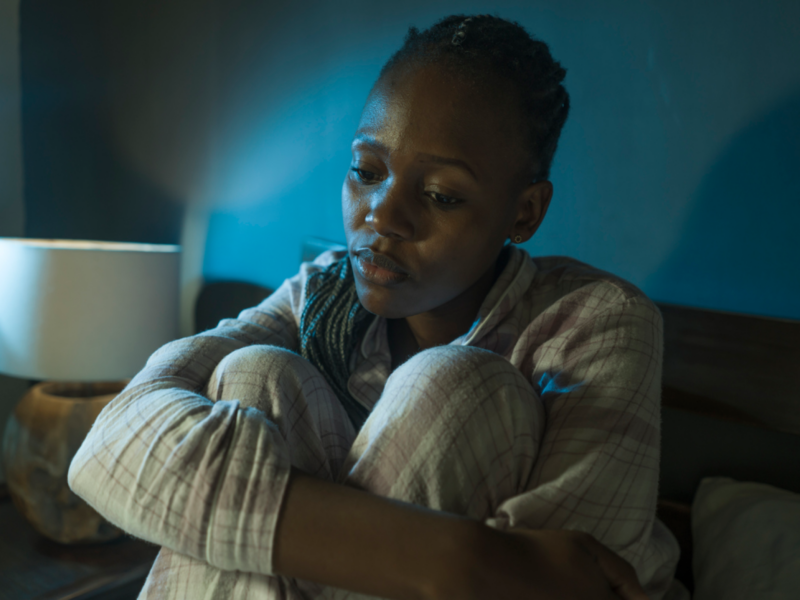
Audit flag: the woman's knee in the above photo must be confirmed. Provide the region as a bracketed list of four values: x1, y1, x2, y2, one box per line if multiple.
[344, 346, 545, 515]
[367, 345, 545, 457]
[385, 346, 541, 422]
[208, 345, 355, 479]
[206, 345, 314, 404]
[399, 345, 517, 378]
[215, 344, 300, 376]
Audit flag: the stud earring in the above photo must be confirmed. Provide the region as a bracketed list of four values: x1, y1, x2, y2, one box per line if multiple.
[513, 235, 522, 243]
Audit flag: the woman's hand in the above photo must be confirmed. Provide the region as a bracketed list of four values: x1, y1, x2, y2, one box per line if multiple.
[432, 524, 650, 600]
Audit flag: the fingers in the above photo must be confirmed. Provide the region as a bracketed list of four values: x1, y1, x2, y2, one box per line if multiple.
[504, 527, 652, 600]
[577, 533, 651, 600]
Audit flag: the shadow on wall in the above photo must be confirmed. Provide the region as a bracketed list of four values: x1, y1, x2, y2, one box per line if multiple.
[646, 89, 800, 320]
[21, 0, 188, 245]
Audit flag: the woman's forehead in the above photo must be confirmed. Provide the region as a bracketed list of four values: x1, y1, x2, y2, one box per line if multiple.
[356, 63, 528, 179]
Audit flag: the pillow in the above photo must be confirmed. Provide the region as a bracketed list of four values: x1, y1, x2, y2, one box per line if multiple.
[692, 476, 800, 600]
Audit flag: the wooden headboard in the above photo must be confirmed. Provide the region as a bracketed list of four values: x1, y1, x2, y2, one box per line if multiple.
[655, 302, 800, 593]
[659, 302, 800, 434]
[194, 274, 800, 595]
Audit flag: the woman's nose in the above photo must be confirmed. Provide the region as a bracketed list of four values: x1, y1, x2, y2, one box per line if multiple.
[365, 183, 415, 240]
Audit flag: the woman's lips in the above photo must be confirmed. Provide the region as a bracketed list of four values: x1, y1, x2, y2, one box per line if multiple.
[353, 249, 409, 285]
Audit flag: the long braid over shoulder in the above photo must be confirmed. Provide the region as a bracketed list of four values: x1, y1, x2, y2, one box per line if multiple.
[299, 256, 373, 429]
[378, 14, 570, 181]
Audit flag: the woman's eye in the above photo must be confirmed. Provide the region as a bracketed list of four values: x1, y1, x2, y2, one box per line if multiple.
[350, 167, 378, 183]
[429, 191, 461, 206]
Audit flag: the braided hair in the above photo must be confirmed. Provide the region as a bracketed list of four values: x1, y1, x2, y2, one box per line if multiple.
[300, 15, 570, 430]
[299, 256, 373, 429]
[378, 14, 570, 182]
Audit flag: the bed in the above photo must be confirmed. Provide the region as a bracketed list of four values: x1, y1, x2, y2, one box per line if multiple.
[655, 302, 800, 597]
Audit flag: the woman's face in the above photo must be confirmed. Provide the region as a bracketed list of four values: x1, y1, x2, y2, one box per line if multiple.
[343, 62, 550, 319]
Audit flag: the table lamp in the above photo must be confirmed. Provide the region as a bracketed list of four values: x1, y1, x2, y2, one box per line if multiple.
[0, 238, 180, 544]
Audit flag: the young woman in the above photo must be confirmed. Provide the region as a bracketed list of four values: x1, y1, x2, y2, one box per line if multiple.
[70, 14, 683, 600]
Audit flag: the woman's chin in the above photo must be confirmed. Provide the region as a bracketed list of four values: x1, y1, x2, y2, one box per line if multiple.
[355, 285, 417, 320]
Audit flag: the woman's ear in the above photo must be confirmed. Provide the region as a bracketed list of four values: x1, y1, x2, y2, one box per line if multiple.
[510, 180, 553, 243]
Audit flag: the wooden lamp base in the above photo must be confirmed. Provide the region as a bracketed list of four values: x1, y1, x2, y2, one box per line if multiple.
[1, 381, 128, 544]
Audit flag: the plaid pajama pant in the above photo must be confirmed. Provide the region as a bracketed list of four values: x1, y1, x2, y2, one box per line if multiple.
[139, 344, 544, 600]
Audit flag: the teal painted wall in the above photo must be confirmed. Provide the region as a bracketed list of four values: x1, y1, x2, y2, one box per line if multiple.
[19, 0, 800, 319]
[1, 0, 23, 238]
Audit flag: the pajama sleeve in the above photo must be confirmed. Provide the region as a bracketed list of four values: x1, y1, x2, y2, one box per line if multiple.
[487, 290, 678, 597]
[68, 273, 306, 576]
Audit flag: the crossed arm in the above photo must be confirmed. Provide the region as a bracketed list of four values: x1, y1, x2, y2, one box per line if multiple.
[69, 279, 658, 599]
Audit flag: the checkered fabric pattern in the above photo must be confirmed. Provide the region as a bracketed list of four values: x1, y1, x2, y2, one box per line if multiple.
[68, 247, 683, 599]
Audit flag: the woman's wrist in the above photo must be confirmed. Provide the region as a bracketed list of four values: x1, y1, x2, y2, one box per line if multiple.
[420, 518, 491, 600]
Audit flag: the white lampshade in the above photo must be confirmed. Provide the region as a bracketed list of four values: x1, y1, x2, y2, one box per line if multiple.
[0, 238, 180, 381]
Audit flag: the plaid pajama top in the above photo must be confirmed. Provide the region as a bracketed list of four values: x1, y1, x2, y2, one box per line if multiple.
[69, 246, 682, 599]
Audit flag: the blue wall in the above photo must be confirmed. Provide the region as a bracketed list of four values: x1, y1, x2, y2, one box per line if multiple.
[18, 0, 800, 319]
[201, 0, 800, 319]
[20, 1, 187, 245]
[0, 0, 23, 239]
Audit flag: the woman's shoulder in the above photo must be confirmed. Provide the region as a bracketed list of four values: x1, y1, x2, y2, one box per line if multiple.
[523, 253, 660, 322]
[529, 255, 648, 299]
